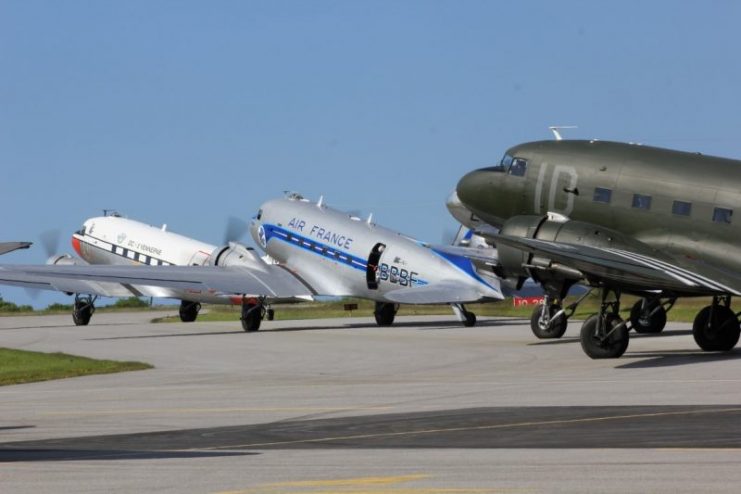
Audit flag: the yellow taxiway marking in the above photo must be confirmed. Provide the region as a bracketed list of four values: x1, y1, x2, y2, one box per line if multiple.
[204, 406, 741, 450]
[266, 474, 429, 487]
[217, 489, 521, 494]
[40, 406, 392, 417]
[214, 474, 527, 494]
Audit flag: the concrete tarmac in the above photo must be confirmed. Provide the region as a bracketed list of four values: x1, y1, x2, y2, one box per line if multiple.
[2, 311, 741, 493]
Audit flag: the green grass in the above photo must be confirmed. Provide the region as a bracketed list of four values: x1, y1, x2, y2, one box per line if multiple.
[153, 294, 715, 324]
[0, 348, 152, 386]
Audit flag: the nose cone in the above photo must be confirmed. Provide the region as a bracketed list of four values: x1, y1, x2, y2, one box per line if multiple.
[456, 168, 491, 212]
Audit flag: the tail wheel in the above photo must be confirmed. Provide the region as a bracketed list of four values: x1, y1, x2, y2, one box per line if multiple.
[580, 313, 629, 359]
[463, 311, 476, 327]
[693, 305, 740, 351]
[530, 304, 568, 339]
[630, 299, 666, 334]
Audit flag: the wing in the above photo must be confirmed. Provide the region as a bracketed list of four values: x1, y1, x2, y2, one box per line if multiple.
[494, 234, 741, 296]
[0, 263, 315, 298]
[0, 242, 32, 256]
[383, 282, 494, 304]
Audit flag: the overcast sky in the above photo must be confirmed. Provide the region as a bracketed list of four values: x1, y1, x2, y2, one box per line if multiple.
[2, 0, 741, 307]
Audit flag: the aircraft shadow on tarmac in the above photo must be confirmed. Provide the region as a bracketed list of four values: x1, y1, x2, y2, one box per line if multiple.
[3, 405, 741, 461]
[616, 348, 741, 369]
[529, 329, 694, 347]
[0, 322, 150, 332]
[84, 319, 519, 341]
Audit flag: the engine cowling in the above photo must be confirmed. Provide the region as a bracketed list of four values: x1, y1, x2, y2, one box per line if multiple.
[205, 242, 269, 271]
[497, 214, 660, 284]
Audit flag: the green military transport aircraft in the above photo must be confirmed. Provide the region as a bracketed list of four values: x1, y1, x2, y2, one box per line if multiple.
[452, 139, 741, 359]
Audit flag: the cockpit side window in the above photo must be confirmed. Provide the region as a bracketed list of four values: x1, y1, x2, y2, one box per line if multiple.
[256, 209, 263, 220]
[508, 158, 527, 177]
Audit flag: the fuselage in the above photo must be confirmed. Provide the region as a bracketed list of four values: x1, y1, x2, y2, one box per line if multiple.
[249, 195, 503, 303]
[71, 216, 240, 303]
[456, 140, 741, 276]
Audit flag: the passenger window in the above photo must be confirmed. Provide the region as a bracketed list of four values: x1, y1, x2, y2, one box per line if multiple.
[508, 158, 527, 177]
[632, 194, 652, 210]
[593, 187, 612, 204]
[672, 201, 692, 216]
[713, 207, 733, 224]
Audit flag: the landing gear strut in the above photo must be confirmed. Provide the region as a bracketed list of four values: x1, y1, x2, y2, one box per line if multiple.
[72, 294, 96, 326]
[692, 295, 740, 351]
[241, 297, 266, 332]
[630, 297, 673, 334]
[374, 302, 398, 326]
[579, 288, 630, 359]
[179, 300, 201, 322]
[529, 289, 591, 339]
[452, 304, 476, 327]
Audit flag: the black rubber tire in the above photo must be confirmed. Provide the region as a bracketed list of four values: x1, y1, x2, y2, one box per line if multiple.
[692, 305, 740, 351]
[530, 304, 568, 339]
[630, 299, 666, 334]
[72, 307, 92, 326]
[179, 301, 200, 323]
[463, 311, 476, 327]
[580, 313, 630, 359]
[241, 303, 262, 332]
[266, 309, 275, 321]
[374, 302, 396, 326]
[72, 302, 93, 326]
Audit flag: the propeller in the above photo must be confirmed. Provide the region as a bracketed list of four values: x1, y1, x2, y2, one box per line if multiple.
[24, 229, 62, 301]
[223, 216, 249, 245]
[39, 229, 62, 258]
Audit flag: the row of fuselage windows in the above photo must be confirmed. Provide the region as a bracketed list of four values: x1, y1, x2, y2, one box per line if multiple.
[593, 187, 733, 224]
[110, 244, 172, 266]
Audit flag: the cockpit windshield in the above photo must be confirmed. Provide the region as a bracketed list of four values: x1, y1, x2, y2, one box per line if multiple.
[480, 153, 513, 172]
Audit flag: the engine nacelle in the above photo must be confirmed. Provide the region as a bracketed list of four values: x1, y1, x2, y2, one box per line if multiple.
[46, 253, 89, 266]
[205, 242, 269, 272]
[497, 214, 659, 284]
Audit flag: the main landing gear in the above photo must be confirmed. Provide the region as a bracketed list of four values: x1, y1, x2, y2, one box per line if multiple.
[692, 295, 741, 352]
[179, 301, 201, 322]
[579, 288, 630, 359]
[72, 294, 96, 326]
[529, 290, 592, 339]
[629, 297, 673, 334]
[241, 297, 267, 332]
[374, 302, 398, 326]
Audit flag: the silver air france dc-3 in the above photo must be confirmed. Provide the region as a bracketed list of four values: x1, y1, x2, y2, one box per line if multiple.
[248, 193, 504, 326]
[0, 194, 503, 330]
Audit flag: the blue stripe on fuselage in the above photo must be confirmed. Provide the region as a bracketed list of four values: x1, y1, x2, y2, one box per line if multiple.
[263, 224, 367, 272]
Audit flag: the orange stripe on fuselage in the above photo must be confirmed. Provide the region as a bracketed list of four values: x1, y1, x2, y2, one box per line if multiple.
[71, 236, 82, 256]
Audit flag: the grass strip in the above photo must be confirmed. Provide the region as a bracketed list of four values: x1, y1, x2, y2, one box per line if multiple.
[0, 348, 152, 386]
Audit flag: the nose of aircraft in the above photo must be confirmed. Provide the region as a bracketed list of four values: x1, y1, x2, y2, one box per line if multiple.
[455, 168, 491, 212]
